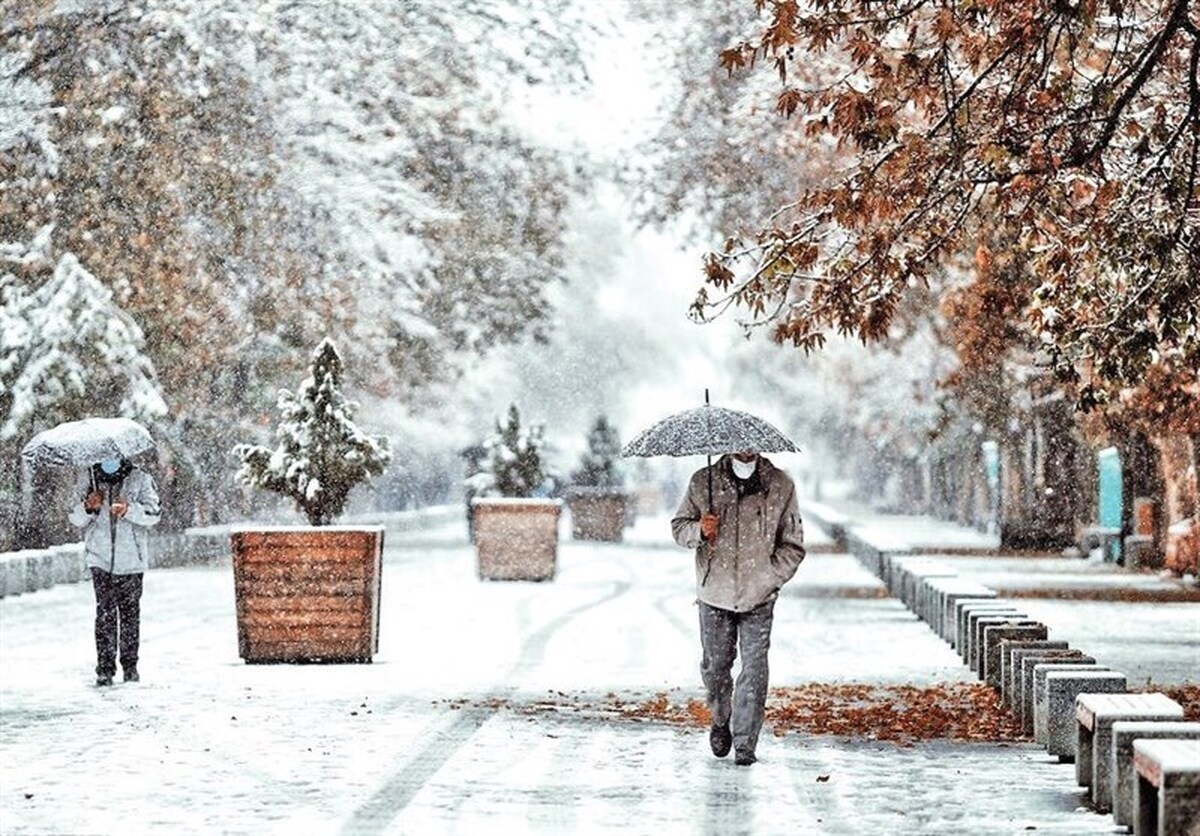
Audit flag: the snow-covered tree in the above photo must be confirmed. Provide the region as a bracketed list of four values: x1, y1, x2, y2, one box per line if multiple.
[467, 404, 553, 499]
[3, 0, 589, 397]
[0, 239, 167, 441]
[234, 338, 392, 526]
[3, 0, 608, 522]
[571, 415, 624, 490]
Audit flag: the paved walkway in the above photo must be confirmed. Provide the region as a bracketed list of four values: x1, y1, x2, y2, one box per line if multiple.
[1, 510, 1194, 834]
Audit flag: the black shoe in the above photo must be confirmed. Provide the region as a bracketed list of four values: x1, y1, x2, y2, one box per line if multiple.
[123, 667, 139, 683]
[734, 749, 757, 766]
[96, 675, 113, 687]
[709, 724, 732, 758]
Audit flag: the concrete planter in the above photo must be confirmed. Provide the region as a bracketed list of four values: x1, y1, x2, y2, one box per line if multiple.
[471, 498, 561, 581]
[230, 526, 384, 663]
[566, 490, 628, 542]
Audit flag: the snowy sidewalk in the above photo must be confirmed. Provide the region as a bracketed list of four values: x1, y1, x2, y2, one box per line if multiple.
[0, 514, 1183, 834]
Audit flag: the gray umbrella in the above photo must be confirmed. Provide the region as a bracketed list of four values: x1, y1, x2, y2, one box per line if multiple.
[621, 401, 798, 458]
[621, 393, 797, 511]
[21, 417, 155, 470]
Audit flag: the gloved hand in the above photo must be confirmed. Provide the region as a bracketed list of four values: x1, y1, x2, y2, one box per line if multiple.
[84, 491, 103, 513]
[700, 513, 719, 542]
[110, 498, 129, 518]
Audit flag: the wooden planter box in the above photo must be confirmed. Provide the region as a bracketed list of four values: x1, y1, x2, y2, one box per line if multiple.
[471, 498, 560, 581]
[566, 490, 629, 542]
[230, 526, 384, 663]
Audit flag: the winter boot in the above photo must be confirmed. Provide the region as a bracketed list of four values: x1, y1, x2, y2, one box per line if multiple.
[734, 748, 757, 766]
[123, 667, 139, 683]
[709, 724, 732, 758]
[96, 674, 113, 687]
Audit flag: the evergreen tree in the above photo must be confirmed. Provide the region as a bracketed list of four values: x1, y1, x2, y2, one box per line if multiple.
[468, 404, 550, 499]
[571, 415, 624, 490]
[0, 248, 167, 441]
[234, 338, 392, 526]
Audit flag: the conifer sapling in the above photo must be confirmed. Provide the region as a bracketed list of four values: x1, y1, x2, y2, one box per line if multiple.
[234, 338, 391, 525]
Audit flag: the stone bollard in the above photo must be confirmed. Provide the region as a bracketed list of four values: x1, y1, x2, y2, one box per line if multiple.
[24, 549, 55, 592]
[910, 564, 958, 623]
[1111, 720, 1200, 829]
[930, 582, 996, 643]
[983, 625, 1049, 689]
[1043, 670, 1127, 760]
[889, 557, 954, 611]
[52, 544, 85, 584]
[1031, 661, 1106, 741]
[1131, 739, 1200, 836]
[1001, 641, 1069, 708]
[0, 552, 26, 598]
[950, 597, 1017, 647]
[1005, 645, 1072, 711]
[971, 615, 1033, 676]
[959, 603, 1023, 662]
[1074, 693, 1183, 813]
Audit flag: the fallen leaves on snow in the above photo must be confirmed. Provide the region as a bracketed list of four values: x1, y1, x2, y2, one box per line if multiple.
[438, 682, 1030, 746]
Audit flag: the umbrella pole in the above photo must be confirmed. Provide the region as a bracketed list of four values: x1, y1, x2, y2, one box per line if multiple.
[704, 388, 713, 512]
[706, 454, 713, 513]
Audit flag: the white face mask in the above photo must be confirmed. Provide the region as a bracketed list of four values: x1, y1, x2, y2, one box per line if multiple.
[731, 457, 758, 479]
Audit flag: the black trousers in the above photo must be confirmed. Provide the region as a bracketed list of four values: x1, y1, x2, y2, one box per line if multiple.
[90, 568, 143, 677]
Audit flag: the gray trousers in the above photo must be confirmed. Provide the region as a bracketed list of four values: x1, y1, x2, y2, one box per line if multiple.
[698, 598, 775, 754]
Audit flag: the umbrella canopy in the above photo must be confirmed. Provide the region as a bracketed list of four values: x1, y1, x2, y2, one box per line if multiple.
[621, 404, 798, 458]
[21, 417, 155, 470]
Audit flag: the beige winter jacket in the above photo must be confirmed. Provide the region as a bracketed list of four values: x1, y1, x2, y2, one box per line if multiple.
[671, 455, 806, 612]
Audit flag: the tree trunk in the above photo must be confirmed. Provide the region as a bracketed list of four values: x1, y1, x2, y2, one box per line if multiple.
[1121, 430, 1167, 562]
[1192, 433, 1200, 526]
[1037, 397, 1082, 548]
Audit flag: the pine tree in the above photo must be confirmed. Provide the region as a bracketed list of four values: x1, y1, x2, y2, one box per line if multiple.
[234, 338, 392, 526]
[0, 249, 167, 441]
[469, 404, 550, 499]
[571, 416, 624, 490]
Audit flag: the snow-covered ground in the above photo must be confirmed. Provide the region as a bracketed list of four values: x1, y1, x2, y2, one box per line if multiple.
[4, 512, 1193, 834]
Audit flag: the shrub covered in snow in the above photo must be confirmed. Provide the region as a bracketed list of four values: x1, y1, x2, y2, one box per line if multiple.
[0, 242, 167, 441]
[466, 404, 554, 499]
[234, 338, 391, 526]
[570, 415, 624, 491]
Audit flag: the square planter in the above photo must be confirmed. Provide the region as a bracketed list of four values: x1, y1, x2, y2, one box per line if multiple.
[231, 525, 384, 663]
[471, 498, 561, 581]
[566, 489, 628, 542]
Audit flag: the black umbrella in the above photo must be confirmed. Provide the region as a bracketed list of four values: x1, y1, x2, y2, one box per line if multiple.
[621, 391, 798, 510]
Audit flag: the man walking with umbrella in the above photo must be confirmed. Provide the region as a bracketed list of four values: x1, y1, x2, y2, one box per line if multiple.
[68, 457, 160, 686]
[623, 396, 806, 765]
[671, 449, 806, 766]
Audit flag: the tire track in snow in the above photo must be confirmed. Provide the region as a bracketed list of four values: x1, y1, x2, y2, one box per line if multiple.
[340, 574, 634, 835]
[651, 590, 696, 643]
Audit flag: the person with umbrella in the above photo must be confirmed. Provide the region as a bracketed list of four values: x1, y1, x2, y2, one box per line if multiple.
[25, 418, 162, 688]
[624, 397, 805, 766]
[670, 448, 805, 765]
[67, 455, 160, 686]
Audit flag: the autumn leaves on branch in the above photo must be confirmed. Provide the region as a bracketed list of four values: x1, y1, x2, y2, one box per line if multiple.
[697, 0, 1199, 406]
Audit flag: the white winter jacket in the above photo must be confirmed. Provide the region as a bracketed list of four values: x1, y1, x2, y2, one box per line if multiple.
[67, 467, 161, 574]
